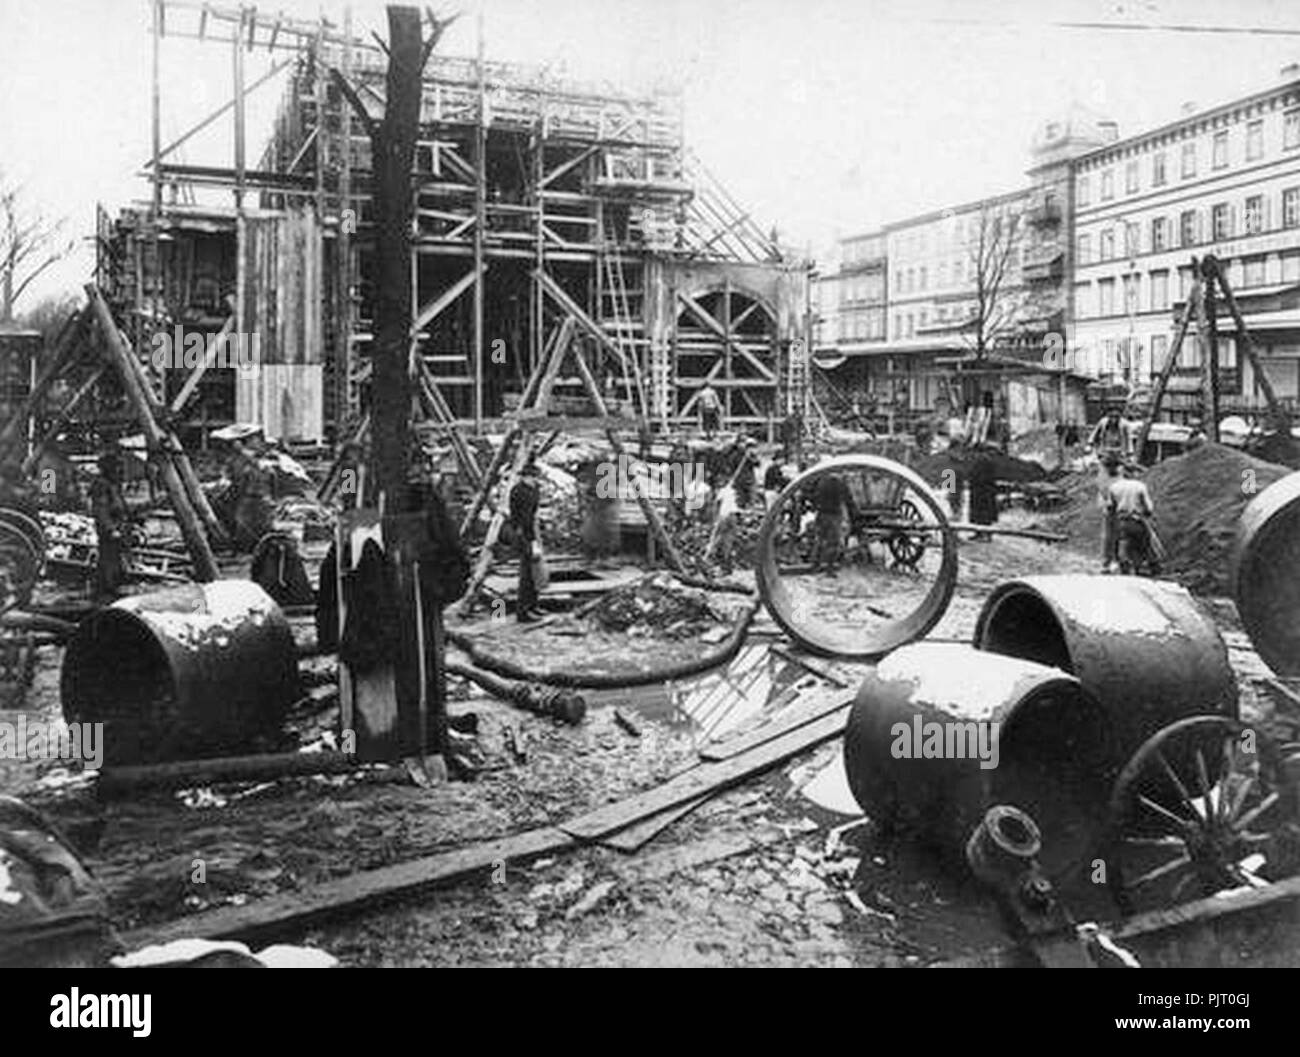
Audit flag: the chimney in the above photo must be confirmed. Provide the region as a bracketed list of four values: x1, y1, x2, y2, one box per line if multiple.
[1180, 101, 1198, 116]
[1282, 63, 1300, 82]
[1098, 120, 1119, 142]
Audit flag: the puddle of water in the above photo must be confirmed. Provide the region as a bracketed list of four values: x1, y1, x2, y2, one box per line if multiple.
[594, 644, 812, 741]
[797, 750, 861, 816]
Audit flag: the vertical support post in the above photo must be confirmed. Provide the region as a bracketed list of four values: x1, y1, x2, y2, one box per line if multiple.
[150, 0, 163, 367]
[472, 11, 486, 431]
[532, 118, 544, 382]
[339, 5, 354, 429]
[1194, 264, 1212, 440]
[1203, 257, 1221, 443]
[232, 8, 246, 211]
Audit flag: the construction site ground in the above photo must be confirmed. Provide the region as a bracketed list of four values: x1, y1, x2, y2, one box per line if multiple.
[2, 508, 1292, 968]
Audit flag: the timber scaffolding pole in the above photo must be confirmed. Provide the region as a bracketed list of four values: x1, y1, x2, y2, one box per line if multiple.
[1136, 254, 1294, 460]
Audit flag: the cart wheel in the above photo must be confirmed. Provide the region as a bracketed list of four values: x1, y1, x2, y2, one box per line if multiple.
[1102, 715, 1291, 916]
[0, 523, 41, 615]
[887, 498, 927, 569]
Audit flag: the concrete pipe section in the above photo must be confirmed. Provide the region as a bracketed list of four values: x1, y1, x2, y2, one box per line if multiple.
[973, 575, 1237, 758]
[62, 580, 299, 765]
[843, 643, 1116, 881]
[755, 455, 958, 659]
[1232, 470, 1300, 677]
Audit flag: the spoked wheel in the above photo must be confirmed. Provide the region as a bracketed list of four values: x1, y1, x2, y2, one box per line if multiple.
[1103, 715, 1290, 916]
[887, 498, 928, 570]
[0, 518, 43, 615]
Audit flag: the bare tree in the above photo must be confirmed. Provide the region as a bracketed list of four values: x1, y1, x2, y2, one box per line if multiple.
[0, 176, 74, 323]
[331, 5, 456, 511]
[962, 201, 1026, 360]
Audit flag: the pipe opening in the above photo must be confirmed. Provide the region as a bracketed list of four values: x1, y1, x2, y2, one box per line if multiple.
[991, 810, 1038, 855]
[63, 613, 174, 728]
[977, 590, 1072, 672]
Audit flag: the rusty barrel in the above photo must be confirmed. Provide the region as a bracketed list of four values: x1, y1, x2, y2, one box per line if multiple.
[843, 643, 1116, 880]
[1231, 470, 1300, 677]
[972, 575, 1237, 759]
[62, 580, 299, 765]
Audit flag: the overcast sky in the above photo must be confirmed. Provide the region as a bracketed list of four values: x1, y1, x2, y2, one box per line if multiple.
[2, 0, 1299, 308]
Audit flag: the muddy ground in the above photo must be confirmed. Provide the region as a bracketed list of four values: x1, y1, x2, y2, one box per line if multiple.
[2, 512, 1294, 967]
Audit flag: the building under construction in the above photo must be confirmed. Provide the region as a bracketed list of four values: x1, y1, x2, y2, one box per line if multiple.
[96, 3, 812, 448]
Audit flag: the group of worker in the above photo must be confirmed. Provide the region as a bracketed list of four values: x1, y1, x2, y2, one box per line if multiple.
[1095, 450, 1160, 576]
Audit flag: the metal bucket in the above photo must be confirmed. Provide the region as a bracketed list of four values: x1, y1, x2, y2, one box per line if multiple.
[62, 580, 299, 765]
[843, 643, 1116, 880]
[1231, 471, 1300, 677]
[972, 575, 1237, 757]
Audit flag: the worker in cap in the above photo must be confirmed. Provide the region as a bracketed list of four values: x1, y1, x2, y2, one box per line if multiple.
[509, 460, 543, 622]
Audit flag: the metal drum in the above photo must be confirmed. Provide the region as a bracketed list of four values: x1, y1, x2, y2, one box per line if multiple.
[1231, 471, 1300, 677]
[62, 580, 299, 765]
[973, 575, 1237, 758]
[843, 643, 1116, 880]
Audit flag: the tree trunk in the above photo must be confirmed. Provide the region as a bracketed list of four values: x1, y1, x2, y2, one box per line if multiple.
[369, 6, 424, 513]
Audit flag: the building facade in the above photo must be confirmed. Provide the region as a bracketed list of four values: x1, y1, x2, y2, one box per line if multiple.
[1072, 66, 1300, 420]
[817, 66, 1300, 433]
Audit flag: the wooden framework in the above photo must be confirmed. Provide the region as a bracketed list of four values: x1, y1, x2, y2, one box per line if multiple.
[96, 2, 808, 444]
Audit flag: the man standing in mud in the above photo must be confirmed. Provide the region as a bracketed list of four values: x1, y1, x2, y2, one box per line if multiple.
[89, 450, 129, 602]
[811, 469, 853, 575]
[509, 461, 542, 623]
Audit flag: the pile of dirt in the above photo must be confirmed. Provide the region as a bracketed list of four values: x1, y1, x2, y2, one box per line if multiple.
[1145, 443, 1290, 595]
[586, 572, 733, 639]
[1042, 443, 1290, 594]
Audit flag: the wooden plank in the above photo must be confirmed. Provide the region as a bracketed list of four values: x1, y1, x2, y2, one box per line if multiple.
[698, 684, 850, 762]
[1110, 871, 1300, 942]
[600, 794, 709, 853]
[120, 825, 575, 949]
[767, 644, 850, 687]
[561, 700, 851, 841]
[609, 824, 786, 884]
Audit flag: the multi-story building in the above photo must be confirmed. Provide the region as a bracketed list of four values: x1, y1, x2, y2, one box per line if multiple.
[1072, 64, 1300, 421]
[817, 181, 1082, 432]
[819, 65, 1300, 435]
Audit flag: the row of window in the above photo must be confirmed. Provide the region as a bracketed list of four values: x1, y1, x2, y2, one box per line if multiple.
[886, 302, 978, 341]
[838, 310, 886, 341]
[839, 274, 885, 305]
[1076, 251, 1300, 318]
[1079, 334, 1239, 380]
[1078, 110, 1300, 206]
[891, 250, 1023, 295]
[1077, 187, 1300, 265]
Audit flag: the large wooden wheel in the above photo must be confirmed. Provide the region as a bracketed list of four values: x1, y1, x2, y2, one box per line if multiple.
[1102, 715, 1294, 916]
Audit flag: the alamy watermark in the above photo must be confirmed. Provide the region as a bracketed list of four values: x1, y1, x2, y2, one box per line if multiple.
[595, 453, 707, 511]
[891, 716, 1000, 770]
[151, 327, 261, 374]
[0, 718, 104, 770]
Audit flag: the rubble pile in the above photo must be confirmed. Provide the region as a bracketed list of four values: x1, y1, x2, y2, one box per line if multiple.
[673, 507, 766, 576]
[1145, 443, 1289, 595]
[40, 511, 97, 554]
[586, 572, 732, 639]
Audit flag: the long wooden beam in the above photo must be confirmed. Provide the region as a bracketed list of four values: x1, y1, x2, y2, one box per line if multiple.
[411, 265, 482, 336]
[1206, 255, 1292, 436]
[677, 292, 776, 382]
[1135, 277, 1199, 461]
[0, 306, 90, 466]
[85, 284, 218, 581]
[169, 300, 237, 413]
